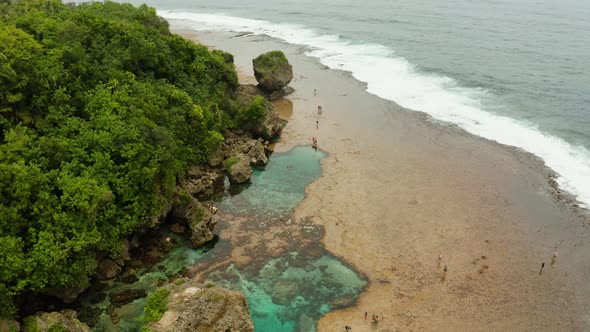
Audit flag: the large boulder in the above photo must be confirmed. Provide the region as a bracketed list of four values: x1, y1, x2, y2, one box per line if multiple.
[46, 285, 87, 304]
[95, 258, 123, 281]
[22, 310, 90, 332]
[252, 51, 293, 92]
[146, 282, 253, 332]
[248, 141, 268, 166]
[109, 289, 147, 306]
[225, 154, 252, 184]
[171, 198, 217, 248]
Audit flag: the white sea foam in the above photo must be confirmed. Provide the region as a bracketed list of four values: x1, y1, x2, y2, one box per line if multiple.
[159, 10, 590, 208]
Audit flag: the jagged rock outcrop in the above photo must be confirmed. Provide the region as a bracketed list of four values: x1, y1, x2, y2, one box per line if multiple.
[248, 141, 268, 166]
[22, 310, 90, 332]
[252, 51, 293, 92]
[178, 166, 224, 200]
[171, 198, 216, 248]
[237, 85, 283, 139]
[225, 154, 252, 184]
[146, 282, 254, 332]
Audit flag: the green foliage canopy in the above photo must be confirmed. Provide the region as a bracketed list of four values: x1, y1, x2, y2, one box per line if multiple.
[0, 0, 247, 317]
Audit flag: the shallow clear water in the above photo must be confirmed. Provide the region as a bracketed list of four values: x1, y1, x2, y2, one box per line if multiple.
[80, 146, 366, 332]
[112, 0, 590, 207]
[210, 253, 366, 332]
[218, 145, 326, 220]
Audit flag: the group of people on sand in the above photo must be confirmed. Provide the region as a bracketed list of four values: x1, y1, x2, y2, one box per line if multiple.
[344, 311, 383, 330]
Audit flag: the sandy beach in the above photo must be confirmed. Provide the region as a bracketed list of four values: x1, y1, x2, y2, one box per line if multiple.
[172, 25, 590, 331]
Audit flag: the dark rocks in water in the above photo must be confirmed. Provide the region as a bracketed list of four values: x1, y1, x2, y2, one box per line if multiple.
[225, 154, 253, 184]
[106, 305, 120, 325]
[95, 259, 123, 281]
[146, 281, 253, 332]
[252, 50, 293, 92]
[23, 310, 91, 332]
[83, 282, 109, 306]
[76, 306, 102, 328]
[269, 280, 298, 305]
[109, 289, 147, 306]
[169, 223, 186, 234]
[120, 271, 139, 284]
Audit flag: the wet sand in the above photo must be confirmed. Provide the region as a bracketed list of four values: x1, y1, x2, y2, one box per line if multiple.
[172, 25, 590, 331]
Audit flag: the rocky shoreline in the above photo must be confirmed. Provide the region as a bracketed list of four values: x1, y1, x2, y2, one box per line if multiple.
[1, 49, 294, 332]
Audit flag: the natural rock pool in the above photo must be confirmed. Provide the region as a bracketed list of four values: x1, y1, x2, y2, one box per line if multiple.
[79, 146, 366, 332]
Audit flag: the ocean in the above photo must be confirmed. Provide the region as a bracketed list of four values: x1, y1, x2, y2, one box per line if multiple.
[117, 0, 590, 207]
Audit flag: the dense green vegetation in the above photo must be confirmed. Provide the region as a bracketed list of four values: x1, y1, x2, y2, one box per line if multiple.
[140, 288, 170, 331]
[0, 0, 251, 317]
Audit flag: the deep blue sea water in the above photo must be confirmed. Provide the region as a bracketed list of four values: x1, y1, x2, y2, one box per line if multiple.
[115, 0, 590, 203]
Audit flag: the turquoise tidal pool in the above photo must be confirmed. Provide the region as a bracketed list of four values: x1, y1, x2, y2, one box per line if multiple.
[79, 146, 366, 332]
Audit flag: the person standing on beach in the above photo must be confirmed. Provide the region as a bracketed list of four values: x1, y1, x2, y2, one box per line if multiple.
[540, 262, 545, 275]
[552, 247, 559, 266]
[438, 253, 442, 268]
[364, 312, 367, 320]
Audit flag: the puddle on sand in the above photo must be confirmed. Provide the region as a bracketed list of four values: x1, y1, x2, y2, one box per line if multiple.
[78, 146, 366, 332]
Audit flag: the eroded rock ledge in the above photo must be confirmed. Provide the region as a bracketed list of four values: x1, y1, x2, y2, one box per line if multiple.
[146, 280, 254, 332]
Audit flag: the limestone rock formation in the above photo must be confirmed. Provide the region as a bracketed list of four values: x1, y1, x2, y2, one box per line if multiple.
[178, 166, 224, 201]
[22, 310, 90, 332]
[252, 50, 293, 92]
[226, 154, 253, 184]
[248, 141, 268, 166]
[95, 258, 122, 281]
[146, 282, 254, 332]
[171, 198, 217, 248]
[236, 85, 284, 139]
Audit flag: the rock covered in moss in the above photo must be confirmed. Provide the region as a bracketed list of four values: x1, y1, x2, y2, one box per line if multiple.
[22, 310, 90, 332]
[252, 51, 293, 92]
[225, 154, 252, 184]
[236, 85, 284, 139]
[146, 281, 253, 332]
